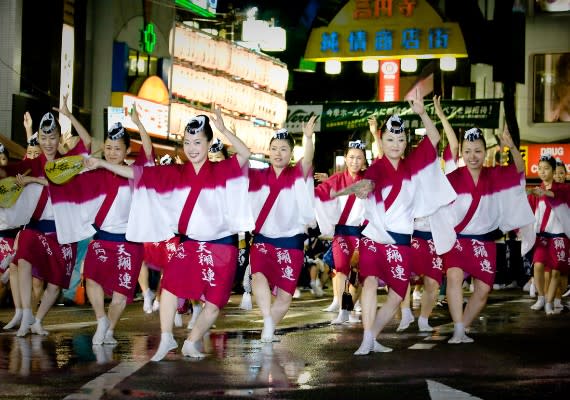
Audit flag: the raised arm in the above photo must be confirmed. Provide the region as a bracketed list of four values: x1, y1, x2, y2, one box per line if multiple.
[131, 103, 153, 162]
[210, 106, 251, 167]
[368, 115, 383, 158]
[23, 112, 33, 141]
[331, 179, 374, 199]
[301, 115, 317, 177]
[84, 156, 134, 179]
[433, 95, 459, 159]
[408, 88, 440, 147]
[53, 94, 92, 150]
[500, 124, 525, 173]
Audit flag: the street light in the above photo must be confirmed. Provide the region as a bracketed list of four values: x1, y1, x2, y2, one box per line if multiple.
[440, 56, 457, 71]
[325, 60, 341, 74]
[401, 57, 417, 72]
[362, 59, 379, 73]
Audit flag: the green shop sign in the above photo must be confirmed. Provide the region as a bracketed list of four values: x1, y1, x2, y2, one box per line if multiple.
[320, 99, 501, 131]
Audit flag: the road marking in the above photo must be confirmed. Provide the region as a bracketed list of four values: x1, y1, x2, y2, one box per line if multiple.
[423, 335, 448, 341]
[62, 361, 147, 400]
[408, 343, 436, 350]
[427, 379, 482, 399]
[252, 312, 307, 323]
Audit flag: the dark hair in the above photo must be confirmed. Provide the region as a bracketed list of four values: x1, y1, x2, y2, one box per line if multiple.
[185, 115, 214, 142]
[539, 154, 557, 171]
[344, 134, 368, 163]
[209, 138, 229, 159]
[269, 129, 295, 150]
[381, 114, 406, 135]
[461, 127, 486, 149]
[556, 159, 567, 172]
[104, 123, 131, 149]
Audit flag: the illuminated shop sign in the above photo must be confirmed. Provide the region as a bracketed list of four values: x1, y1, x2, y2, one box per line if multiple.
[304, 0, 467, 61]
[141, 23, 157, 54]
[521, 144, 570, 178]
[321, 27, 450, 53]
[318, 99, 501, 131]
[107, 95, 169, 139]
[175, 0, 217, 18]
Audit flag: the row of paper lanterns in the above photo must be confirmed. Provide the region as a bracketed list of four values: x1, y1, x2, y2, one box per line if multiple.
[172, 25, 288, 95]
[171, 65, 287, 125]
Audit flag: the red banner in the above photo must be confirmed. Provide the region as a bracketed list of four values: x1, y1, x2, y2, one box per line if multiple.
[521, 143, 570, 178]
[378, 60, 400, 102]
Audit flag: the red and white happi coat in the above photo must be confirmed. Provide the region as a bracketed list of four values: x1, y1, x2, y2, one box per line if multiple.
[361, 138, 457, 253]
[412, 144, 458, 252]
[314, 169, 366, 237]
[0, 184, 42, 231]
[3, 142, 89, 227]
[126, 155, 253, 243]
[442, 164, 535, 249]
[50, 151, 153, 244]
[524, 182, 570, 251]
[248, 161, 315, 238]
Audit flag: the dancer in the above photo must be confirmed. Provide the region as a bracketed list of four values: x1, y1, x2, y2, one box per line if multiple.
[397, 94, 460, 333]
[86, 107, 253, 360]
[51, 104, 154, 344]
[0, 109, 90, 336]
[315, 138, 368, 324]
[443, 125, 533, 343]
[334, 88, 456, 355]
[248, 116, 316, 342]
[527, 155, 570, 314]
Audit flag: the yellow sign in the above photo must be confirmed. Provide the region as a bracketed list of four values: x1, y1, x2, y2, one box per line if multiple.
[304, 0, 467, 61]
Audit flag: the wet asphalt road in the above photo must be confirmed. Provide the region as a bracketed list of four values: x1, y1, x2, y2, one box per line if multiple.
[1, 288, 569, 399]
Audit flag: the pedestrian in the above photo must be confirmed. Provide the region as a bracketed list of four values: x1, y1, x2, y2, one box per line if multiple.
[248, 116, 317, 342]
[88, 107, 253, 361]
[443, 124, 534, 343]
[333, 88, 457, 355]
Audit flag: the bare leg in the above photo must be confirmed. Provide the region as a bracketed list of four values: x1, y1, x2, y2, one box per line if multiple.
[354, 286, 400, 355]
[462, 278, 490, 328]
[150, 289, 179, 362]
[535, 263, 546, 296]
[252, 272, 272, 318]
[139, 263, 155, 313]
[397, 283, 414, 331]
[446, 267, 464, 324]
[531, 262, 546, 310]
[16, 259, 35, 337]
[4, 264, 22, 330]
[371, 289, 403, 337]
[270, 288, 293, 326]
[446, 267, 473, 344]
[104, 292, 127, 344]
[30, 283, 60, 336]
[87, 279, 109, 345]
[418, 276, 439, 332]
[545, 270, 560, 314]
[31, 277, 44, 313]
[183, 301, 220, 358]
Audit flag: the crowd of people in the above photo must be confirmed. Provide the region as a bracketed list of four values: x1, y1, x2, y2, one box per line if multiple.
[0, 90, 568, 362]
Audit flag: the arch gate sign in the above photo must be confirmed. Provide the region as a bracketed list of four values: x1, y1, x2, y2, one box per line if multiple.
[304, 0, 468, 61]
